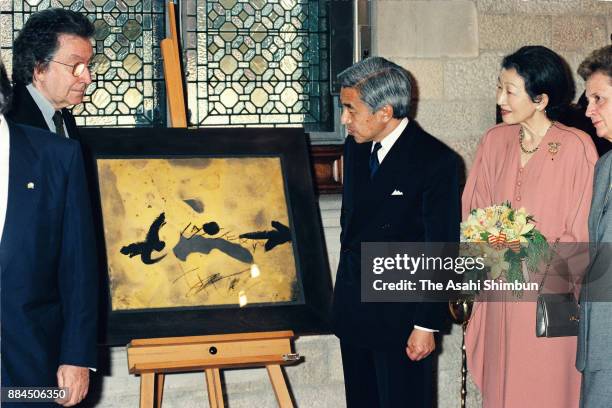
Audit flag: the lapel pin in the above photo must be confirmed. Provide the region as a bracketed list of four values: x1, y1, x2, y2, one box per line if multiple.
[27, 182, 35, 189]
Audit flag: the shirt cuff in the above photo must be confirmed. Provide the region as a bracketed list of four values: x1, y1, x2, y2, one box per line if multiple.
[414, 325, 439, 333]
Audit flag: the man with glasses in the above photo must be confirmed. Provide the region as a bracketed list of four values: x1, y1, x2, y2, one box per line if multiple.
[0, 54, 98, 407]
[7, 8, 96, 139]
[3, 8, 99, 407]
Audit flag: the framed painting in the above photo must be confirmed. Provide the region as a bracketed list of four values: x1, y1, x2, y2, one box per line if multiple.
[79, 128, 332, 345]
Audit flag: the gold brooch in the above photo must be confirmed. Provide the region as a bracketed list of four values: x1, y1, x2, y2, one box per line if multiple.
[548, 142, 561, 156]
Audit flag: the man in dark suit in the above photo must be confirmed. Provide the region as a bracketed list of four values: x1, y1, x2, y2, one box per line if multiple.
[0, 56, 97, 407]
[6, 8, 95, 139]
[331, 57, 460, 407]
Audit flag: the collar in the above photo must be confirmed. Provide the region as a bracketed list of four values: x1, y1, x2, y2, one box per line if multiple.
[0, 114, 8, 149]
[371, 117, 409, 163]
[26, 83, 58, 133]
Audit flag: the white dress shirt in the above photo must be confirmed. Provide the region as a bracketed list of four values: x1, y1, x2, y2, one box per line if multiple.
[0, 114, 9, 244]
[371, 117, 408, 162]
[371, 118, 437, 334]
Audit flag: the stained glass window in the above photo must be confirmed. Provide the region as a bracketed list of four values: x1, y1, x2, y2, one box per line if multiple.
[183, 0, 331, 128]
[1, 0, 166, 127]
[1, 1, 332, 129]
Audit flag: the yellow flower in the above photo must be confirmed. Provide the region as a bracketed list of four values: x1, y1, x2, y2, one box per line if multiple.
[500, 209, 514, 229]
[461, 214, 487, 241]
[461, 225, 476, 240]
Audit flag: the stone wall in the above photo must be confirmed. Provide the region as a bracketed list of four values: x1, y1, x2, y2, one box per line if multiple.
[375, 0, 611, 169]
[86, 1, 611, 407]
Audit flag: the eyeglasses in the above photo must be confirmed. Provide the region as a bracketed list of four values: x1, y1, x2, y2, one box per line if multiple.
[49, 59, 99, 77]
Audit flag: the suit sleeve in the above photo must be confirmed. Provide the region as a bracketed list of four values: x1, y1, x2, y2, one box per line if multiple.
[57, 143, 98, 368]
[339, 138, 351, 244]
[558, 136, 597, 244]
[414, 149, 461, 329]
[423, 150, 461, 242]
[554, 137, 597, 293]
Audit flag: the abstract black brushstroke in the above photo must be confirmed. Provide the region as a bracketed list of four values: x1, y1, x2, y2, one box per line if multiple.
[202, 221, 220, 235]
[173, 235, 254, 264]
[239, 221, 291, 251]
[120, 212, 167, 265]
[187, 268, 250, 296]
[183, 199, 204, 213]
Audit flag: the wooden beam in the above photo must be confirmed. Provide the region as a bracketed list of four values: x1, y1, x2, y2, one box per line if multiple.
[161, 1, 187, 127]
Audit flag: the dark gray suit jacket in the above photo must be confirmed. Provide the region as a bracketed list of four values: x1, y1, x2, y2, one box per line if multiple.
[577, 150, 612, 372]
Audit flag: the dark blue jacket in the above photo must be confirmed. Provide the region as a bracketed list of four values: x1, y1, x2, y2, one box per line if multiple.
[0, 120, 97, 393]
[332, 119, 461, 349]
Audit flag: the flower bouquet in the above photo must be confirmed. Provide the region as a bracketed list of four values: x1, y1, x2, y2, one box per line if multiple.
[460, 202, 549, 287]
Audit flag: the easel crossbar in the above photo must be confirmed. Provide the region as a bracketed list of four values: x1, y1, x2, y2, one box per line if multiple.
[128, 338, 291, 373]
[129, 330, 294, 346]
[127, 331, 297, 408]
[131, 354, 290, 374]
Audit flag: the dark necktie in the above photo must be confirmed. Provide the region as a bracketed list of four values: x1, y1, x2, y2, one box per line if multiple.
[52, 110, 66, 138]
[369, 142, 382, 179]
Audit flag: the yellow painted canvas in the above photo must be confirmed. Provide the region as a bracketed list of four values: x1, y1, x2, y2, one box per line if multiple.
[96, 157, 299, 311]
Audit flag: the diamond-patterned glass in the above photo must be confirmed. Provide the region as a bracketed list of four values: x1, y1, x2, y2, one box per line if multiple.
[184, 0, 330, 127]
[1, 0, 166, 127]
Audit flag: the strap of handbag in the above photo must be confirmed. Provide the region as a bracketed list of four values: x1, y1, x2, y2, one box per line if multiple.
[537, 238, 566, 294]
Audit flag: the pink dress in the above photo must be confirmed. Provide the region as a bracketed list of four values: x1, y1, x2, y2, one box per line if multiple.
[462, 123, 598, 408]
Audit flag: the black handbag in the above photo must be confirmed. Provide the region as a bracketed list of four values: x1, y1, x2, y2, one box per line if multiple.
[535, 293, 579, 337]
[535, 239, 580, 338]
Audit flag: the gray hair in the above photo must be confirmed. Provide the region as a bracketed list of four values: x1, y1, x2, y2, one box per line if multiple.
[338, 56, 411, 118]
[0, 57, 11, 115]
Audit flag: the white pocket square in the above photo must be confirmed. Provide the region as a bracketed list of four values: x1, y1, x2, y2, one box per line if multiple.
[391, 189, 403, 196]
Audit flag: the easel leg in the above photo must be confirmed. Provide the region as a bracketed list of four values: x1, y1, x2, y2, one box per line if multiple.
[205, 368, 224, 408]
[140, 372, 155, 408]
[266, 365, 293, 408]
[156, 373, 165, 407]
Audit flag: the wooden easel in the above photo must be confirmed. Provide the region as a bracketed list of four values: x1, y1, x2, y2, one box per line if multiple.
[127, 330, 300, 408]
[160, 1, 187, 127]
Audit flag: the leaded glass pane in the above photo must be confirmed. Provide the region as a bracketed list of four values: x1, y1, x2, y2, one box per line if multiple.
[185, 0, 330, 128]
[0, 3, 14, 75]
[2, 0, 166, 127]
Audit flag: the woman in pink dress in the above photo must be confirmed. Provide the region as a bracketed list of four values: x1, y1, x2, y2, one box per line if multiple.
[463, 45, 598, 407]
